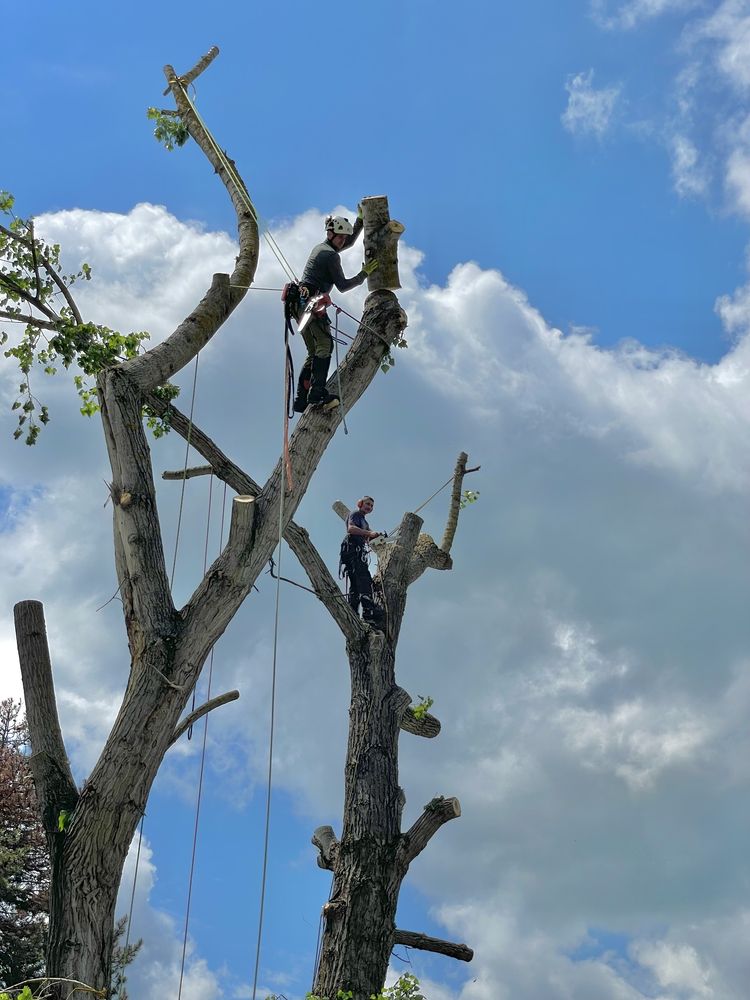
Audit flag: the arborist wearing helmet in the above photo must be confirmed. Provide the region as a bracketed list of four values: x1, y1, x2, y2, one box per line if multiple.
[293, 212, 379, 412]
[339, 496, 385, 628]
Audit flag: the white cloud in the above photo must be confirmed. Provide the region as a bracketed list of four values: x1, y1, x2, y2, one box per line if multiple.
[400, 260, 750, 494]
[116, 836, 222, 1000]
[2, 204, 750, 1000]
[725, 145, 750, 218]
[631, 940, 714, 998]
[591, 0, 700, 31]
[562, 69, 621, 137]
[671, 133, 708, 196]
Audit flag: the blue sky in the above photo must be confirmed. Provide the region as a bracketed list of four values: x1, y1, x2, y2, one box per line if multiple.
[2, 2, 750, 999]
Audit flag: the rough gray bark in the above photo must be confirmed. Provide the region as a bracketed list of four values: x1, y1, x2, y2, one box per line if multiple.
[306, 455, 477, 999]
[15, 48, 403, 999]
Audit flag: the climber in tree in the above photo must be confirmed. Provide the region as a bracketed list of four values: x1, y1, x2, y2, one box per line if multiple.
[339, 496, 385, 628]
[293, 212, 379, 412]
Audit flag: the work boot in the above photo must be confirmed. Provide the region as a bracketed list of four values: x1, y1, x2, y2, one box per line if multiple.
[307, 355, 339, 410]
[293, 362, 312, 413]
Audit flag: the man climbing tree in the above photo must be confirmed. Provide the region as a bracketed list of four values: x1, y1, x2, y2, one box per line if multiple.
[293, 212, 379, 412]
[339, 495, 385, 627]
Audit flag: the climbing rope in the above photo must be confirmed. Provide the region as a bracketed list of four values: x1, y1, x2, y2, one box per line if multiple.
[124, 813, 145, 952]
[333, 308, 348, 435]
[177, 477, 228, 1000]
[250, 340, 290, 1000]
[172, 79, 298, 284]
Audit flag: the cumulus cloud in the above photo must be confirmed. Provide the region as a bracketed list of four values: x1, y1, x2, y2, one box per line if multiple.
[2, 204, 749, 999]
[591, 0, 701, 31]
[116, 837, 223, 1000]
[671, 133, 709, 196]
[562, 69, 621, 137]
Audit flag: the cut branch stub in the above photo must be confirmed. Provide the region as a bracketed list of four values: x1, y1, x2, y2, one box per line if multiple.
[227, 495, 256, 558]
[399, 709, 441, 739]
[402, 796, 461, 865]
[312, 824, 340, 870]
[162, 465, 213, 481]
[361, 195, 404, 292]
[394, 929, 474, 963]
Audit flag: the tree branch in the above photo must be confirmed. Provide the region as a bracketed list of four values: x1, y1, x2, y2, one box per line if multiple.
[146, 393, 258, 496]
[163, 44, 220, 93]
[0, 269, 59, 322]
[0, 221, 83, 324]
[119, 52, 259, 392]
[402, 796, 461, 865]
[440, 452, 478, 555]
[162, 464, 213, 481]
[0, 308, 60, 332]
[170, 689, 240, 746]
[393, 930, 473, 963]
[13, 601, 79, 837]
[284, 521, 362, 641]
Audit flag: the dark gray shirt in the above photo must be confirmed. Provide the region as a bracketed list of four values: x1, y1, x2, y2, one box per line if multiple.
[301, 234, 365, 295]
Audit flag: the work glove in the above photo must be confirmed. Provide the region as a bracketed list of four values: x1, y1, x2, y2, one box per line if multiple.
[357, 201, 364, 220]
[361, 259, 379, 276]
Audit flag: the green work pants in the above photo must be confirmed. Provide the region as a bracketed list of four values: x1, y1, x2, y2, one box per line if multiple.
[300, 314, 333, 363]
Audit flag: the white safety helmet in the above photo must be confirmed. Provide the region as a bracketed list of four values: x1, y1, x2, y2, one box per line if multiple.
[326, 215, 354, 236]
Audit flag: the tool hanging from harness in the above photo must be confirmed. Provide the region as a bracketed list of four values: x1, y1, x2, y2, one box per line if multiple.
[281, 282, 300, 421]
[338, 534, 368, 581]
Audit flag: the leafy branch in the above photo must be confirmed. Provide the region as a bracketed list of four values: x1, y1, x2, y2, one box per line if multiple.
[1, 193, 177, 443]
[146, 108, 189, 151]
[409, 695, 434, 721]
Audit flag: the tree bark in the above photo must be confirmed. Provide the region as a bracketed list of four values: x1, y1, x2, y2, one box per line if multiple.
[312, 470, 474, 998]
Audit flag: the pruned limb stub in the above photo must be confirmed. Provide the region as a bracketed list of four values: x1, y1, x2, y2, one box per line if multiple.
[312, 825, 340, 870]
[399, 709, 441, 739]
[402, 796, 461, 864]
[162, 465, 213, 481]
[360, 195, 404, 292]
[394, 929, 473, 962]
[170, 689, 240, 746]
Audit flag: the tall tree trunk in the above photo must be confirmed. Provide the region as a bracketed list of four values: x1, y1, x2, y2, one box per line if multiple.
[310, 466, 477, 999]
[314, 639, 409, 997]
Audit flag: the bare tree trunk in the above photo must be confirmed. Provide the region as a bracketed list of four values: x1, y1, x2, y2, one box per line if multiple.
[309, 463, 478, 999]
[314, 640, 409, 996]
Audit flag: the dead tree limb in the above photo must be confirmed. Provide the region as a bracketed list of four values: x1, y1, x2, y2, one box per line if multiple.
[170, 689, 240, 746]
[162, 465, 213, 480]
[394, 930, 474, 963]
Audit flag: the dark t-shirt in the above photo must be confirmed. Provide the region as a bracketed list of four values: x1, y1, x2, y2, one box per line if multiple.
[301, 241, 366, 296]
[346, 509, 369, 549]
